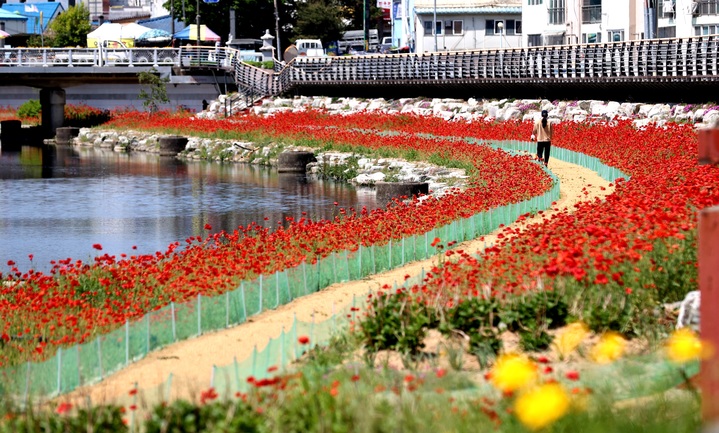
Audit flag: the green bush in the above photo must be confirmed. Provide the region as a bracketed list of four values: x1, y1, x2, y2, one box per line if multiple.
[16, 100, 41, 120]
[144, 399, 263, 433]
[440, 297, 502, 364]
[360, 289, 433, 355]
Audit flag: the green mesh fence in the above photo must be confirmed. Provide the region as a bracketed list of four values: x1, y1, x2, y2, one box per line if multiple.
[2, 140, 623, 402]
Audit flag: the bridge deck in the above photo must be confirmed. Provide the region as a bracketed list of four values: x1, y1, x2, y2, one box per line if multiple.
[2, 35, 718, 102]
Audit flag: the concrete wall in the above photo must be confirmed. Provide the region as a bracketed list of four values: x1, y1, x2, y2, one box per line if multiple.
[2, 83, 221, 113]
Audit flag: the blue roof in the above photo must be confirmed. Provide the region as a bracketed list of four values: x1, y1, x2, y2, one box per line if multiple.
[414, 6, 520, 14]
[137, 15, 185, 34]
[1, 3, 64, 34]
[0, 8, 28, 21]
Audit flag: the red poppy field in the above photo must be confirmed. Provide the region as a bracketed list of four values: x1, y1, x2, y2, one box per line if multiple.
[0, 106, 715, 432]
[0, 110, 714, 365]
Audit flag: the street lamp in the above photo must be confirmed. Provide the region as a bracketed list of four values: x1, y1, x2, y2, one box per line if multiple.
[196, 0, 200, 47]
[497, 21, 504, 49]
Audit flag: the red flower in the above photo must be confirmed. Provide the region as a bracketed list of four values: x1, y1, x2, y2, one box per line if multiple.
[298, 335, 310, 345]
[55, 402, 72, 415]
[204, 223, 212, 230]
[92, 244, 103, 250]
[566, 370, 580, 381]
[200, 387, 218, 404]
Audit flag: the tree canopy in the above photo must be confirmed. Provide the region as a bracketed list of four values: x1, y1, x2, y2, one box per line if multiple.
[48, 4, 92, 47]
[293, 0, 346, 45]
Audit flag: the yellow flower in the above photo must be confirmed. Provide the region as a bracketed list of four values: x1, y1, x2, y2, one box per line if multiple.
[514, 383, 570, 431]
[590, 332, 627, 364]
[553, 322, 590, 358]
[666, 328, 711, 363]
[490, 353, 538, 393]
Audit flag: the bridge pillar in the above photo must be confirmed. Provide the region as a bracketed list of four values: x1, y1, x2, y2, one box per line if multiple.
[40, 88, 66, 137]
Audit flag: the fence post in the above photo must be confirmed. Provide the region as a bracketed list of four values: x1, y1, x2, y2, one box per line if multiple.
[125, 321, 129, 365]
[197, 294, 202, 336]
[700, 205, 719, 425]
[171, 302, 177, 341]
[57, 348, 62, 395]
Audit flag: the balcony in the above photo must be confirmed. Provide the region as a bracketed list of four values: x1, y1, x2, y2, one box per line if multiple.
[548, 7, 565, 25]
[582, 5, 601, 23]
[695, 0, 719, 15]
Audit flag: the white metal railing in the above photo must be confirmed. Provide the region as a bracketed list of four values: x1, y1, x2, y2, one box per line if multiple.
[281, 35, 719, 88]
[1, 47, 182, 67]
[3, 36, 719, 98]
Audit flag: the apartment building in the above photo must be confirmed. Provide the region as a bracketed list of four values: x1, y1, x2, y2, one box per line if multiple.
[412, 0, 522, 52]
[522, 0, 645, 46]
[657, 0, 719, 37]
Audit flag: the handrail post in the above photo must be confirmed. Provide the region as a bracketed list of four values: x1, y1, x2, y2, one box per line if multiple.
[699, 126, 719, 427]
[700, 204, 719, 425]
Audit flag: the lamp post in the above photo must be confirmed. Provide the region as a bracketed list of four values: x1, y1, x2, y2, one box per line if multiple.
[432, 0, 437, 51]
[497, 21, 504, 49]
[196, 0, 200, 47]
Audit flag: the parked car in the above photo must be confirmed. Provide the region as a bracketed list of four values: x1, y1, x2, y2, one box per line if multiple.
[345, 44, 368, 56]
[379, 37, 393, 54]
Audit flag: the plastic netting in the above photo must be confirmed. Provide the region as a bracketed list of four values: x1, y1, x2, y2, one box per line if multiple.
[0, 142, 625, 401]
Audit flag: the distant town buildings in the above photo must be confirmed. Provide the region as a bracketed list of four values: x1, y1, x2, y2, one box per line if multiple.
[1, 0, 718, 51]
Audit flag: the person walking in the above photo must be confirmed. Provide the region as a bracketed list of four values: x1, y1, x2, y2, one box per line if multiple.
[531, 110, 553, 166]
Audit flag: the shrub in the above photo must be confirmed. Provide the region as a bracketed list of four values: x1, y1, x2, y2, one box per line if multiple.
[360, 289, 433, 355]
[16, 100, 41, 121]
[440, 297, 502, 365]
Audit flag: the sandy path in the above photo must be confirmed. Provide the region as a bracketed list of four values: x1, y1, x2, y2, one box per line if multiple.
[59, 157, 613, 409]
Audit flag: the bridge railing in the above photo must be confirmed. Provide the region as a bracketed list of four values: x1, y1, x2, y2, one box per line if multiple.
[1, 47, 182, 68]
[282, 35, 719, 85]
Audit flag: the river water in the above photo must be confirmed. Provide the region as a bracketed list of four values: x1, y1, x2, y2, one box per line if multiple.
[0, 144, 378, 273]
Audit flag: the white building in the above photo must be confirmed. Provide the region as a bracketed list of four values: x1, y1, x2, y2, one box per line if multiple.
[522, 0, 646, 46]
[658, 0, 719, 38]
[412, 0, 522, 52]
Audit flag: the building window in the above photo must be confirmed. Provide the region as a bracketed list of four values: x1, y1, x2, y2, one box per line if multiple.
[695, 24, 719, 35]
[658, 0, 675, 18]
[516, 21, 522, 34]
[528, 0, 543, 4]
[548, 0, 565, 24]
[545, 34, 564, 45]
[528, 34, 542, 46]
[608, 29, 624, 42]
[695, 0, 719, 15]
[505, 19, 515, 35]
[424, 20, 442, 36]
[453, 20, 463, 35]
[582, 32, 602, 43]
[582, 0, 601, 23]
[486, 19, 495, 35]
[658, 26, 676, 37]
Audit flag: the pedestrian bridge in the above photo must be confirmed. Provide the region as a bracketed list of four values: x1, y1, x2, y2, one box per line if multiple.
[1, 35, 718, 132]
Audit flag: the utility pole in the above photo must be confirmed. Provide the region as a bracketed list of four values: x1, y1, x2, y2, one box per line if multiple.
[432, 0, 437, 51]
[273, 0, 281, 58]
[196, 0, 200, 47]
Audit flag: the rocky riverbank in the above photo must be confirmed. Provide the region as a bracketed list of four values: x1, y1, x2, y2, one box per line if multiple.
[199, 95, 719, 129]
[72, 129, 469, 198]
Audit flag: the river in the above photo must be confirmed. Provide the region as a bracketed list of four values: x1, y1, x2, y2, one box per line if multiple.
[0, 144, 378, 273]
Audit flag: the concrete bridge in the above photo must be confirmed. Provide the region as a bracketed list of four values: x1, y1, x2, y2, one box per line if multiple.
[1, 35, 718, 135]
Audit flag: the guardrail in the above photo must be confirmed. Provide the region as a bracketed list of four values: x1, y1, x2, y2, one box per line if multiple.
[1, 47, 182, 67]
[4, 35, 719, 100]
[283, 35, 719, 83]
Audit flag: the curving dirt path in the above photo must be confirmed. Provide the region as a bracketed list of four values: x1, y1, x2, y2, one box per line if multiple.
[58, 157, 613, 410]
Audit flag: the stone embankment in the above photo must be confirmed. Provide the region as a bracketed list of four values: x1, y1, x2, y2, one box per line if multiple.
[199, 95, 719, 129]
[72, 129, 469, 198]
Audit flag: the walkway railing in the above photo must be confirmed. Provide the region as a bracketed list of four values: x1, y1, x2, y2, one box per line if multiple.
[3, 35, 719, 98]
[282, 35, 719, 84]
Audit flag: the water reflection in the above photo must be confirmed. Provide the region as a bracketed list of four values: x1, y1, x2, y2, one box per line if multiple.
[0, 144, 379, 273]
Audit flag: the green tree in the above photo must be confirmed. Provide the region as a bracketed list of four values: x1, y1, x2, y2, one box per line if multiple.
[48, 4, 92, 47]
[164, 0, 297, 52]
[138, 68, 170, 113]
[293, 0, 346, 45]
